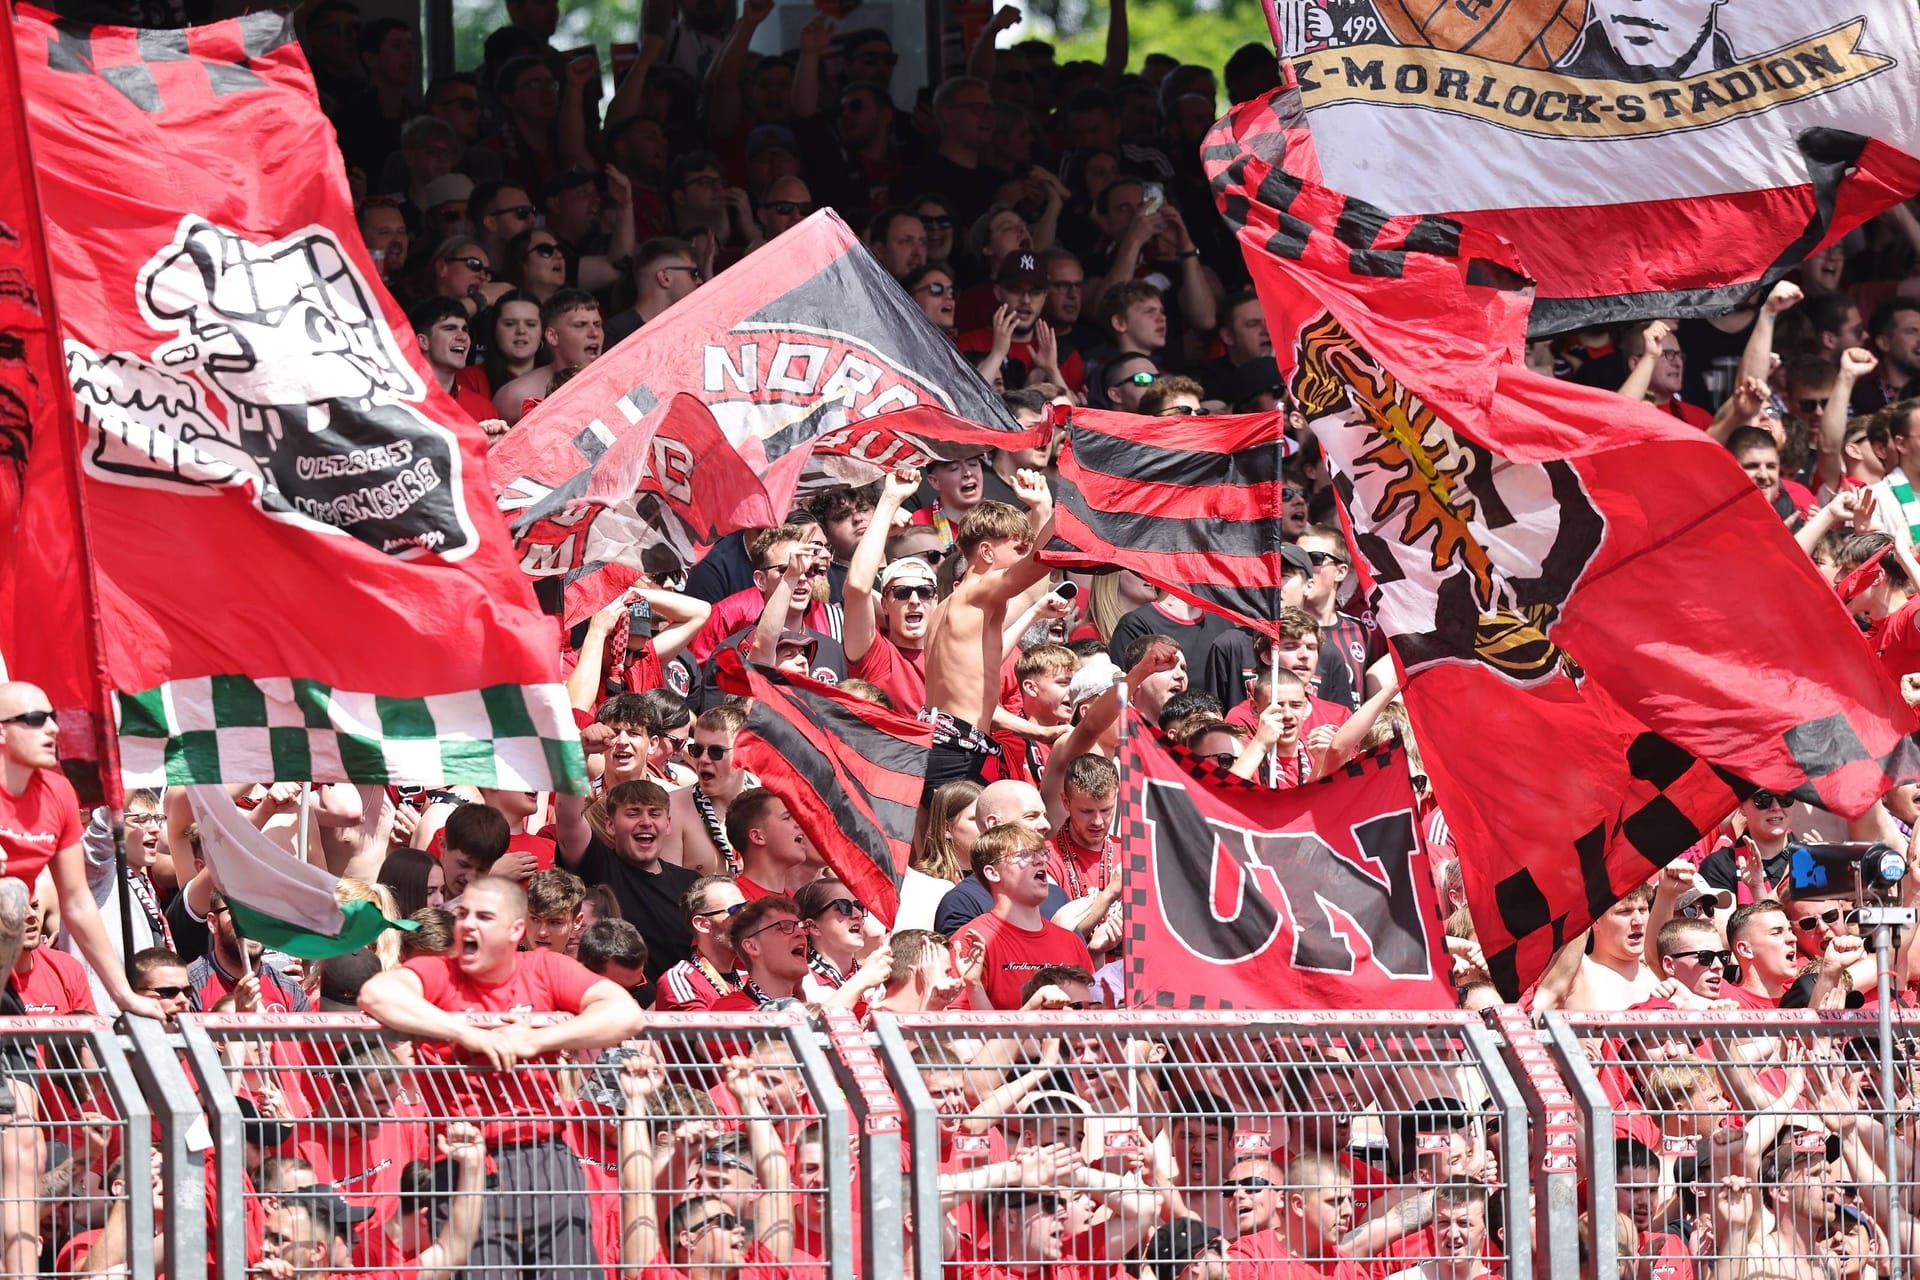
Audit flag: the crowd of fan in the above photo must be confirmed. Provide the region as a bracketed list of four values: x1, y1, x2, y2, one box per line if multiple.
[8, 0, 1920, 1273]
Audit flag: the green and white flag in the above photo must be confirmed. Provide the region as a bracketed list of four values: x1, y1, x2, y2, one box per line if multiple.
[186, 786, 401, 960]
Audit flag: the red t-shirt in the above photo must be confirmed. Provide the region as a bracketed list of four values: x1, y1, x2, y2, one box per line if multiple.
[951, 913, 1094, 1011]
[689, 590, 838, 664]
[956, 327, 1087, 392]
[849, 633, 927, 714]
[655, 957, 738, 1012]
[403, 949, 601, 1144]
[1719, 981, 1780, 1010]
[450, 369, 498, 425]
[12, 946, 94, 1016]
[296, 1111, 431, 1220]
[1657, 398, 1715, 431]
[1227, 1229, 1368, 1280]
[351, 1222, 423, 1280]
[0, 767, 79, 889]
[736, 873, 777, 902]
[1871, 596, 1920, 682]
[1225, 694, 1351, 737]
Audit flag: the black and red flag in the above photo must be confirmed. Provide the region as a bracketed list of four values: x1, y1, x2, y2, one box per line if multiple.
[1209, 89, 1920, 998]
[713, 649, 930, 927]
[1041, 406, 1295, 636]
[1118, 709, 1452, 1011]
[490, 211, 1049, 627]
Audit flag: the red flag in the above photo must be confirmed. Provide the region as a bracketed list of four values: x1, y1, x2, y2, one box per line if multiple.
[1210, 91, 1920, 997]
[490, 211, 1049, 626]
[714, 649, 931, 926]
[8, 9, 582, 793]
[1040, 406, 1295, 636]
[1119, 712, 1452, 1011]
[497, 392, 783, 628]
[1255, 0, 1920, 330]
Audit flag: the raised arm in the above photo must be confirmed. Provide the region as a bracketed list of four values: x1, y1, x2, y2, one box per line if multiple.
[726, 1057, 796, 1261]
[1102, 0, 1128, 85]
[638, 585, 714, 666]
[416, 1124, 490, 1280]
[604, 32, 663, 131]
[748, 549, 813, 667]
[965, 4, 1019, 82]
[1617, 320, 1667, 405]
[578, 167, 638, 294]
[704, 0, 774, 143]
[569, 592, 632, 713]
[558, 54, 596, 172]
[790, 13, 831, 118]
[976, 470, 1057, 604]
[1738, 280, 1800, 389]
[845, 466, 920, 663]
[618, 1047, 664, 1277]
[1821, 346, 1879, 486]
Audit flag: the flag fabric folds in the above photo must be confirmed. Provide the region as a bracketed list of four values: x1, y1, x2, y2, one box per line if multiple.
[713, 649, 931, 927]
[186, 786, 403, 959]
[490, 210, 1049, 627]
[1209, 89, 1920, 998]
[1259, 0, 1920, 329]
[1041, 407, 1296, 636]
[4, 9, 583, 793]
[1118, 712, 1452, 1011]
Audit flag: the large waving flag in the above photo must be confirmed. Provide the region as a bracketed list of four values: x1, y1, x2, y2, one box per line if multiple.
[491, 211, 1049, 626]
[0, 8, 583, 794]
[1041, 407, 1295, 636]
[1257, 0, 1920, 328]
[1211, 90, 1920, 997]
[1119, 714, 1452, 1011]
[714, 650, 930, 926]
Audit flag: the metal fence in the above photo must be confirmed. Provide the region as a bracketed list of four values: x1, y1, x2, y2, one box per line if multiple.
[172, 1011, 853, 1280]
[0, 1015, 193, 1280]
[1546, 1008, 1920, 1280]
[872, 1010, 1535, 1280]
[21, 1006, 1920, 1280]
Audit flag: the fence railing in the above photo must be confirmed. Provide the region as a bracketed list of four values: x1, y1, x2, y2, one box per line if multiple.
[6, 1007, 1910, 1280]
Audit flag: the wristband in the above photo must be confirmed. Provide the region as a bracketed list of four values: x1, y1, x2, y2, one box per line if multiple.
[1179, 248, 1200, 259]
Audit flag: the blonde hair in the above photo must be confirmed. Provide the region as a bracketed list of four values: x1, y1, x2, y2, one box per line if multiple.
[1085, 574, 1131, 641]
[336, 878, 403, 971]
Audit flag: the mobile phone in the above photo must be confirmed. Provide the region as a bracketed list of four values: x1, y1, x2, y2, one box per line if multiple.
[1050, 581, 1079, 603]
[626, 597, 652, 632]
[1139, 182, 1165, 218]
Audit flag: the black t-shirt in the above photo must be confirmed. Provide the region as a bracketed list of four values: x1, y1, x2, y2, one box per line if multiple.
[1697, 841, 1791, 898]
[165, 892, 212, 965]
[1108, 602, 1236, 680]
[573, 836, 699, 983]
[903, 153, 1010, 226]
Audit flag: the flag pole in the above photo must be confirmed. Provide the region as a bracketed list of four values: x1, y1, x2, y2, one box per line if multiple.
[1115, 678, 1132, 1014]
[110, 813, 137, 995]
[1267, 633, 1281, 789]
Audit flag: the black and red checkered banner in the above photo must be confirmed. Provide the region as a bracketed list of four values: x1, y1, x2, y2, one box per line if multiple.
[1118, 713, 1452, 1011]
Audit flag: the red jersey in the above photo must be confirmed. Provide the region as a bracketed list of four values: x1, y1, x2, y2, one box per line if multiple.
[951, 913, 1094, 1011]
[0, 766, 79, 890]
[1227, 1230, 1368, 1280]
[1719, 982, 1780, 1010]
[1045, 832, 1116, 901]
[1225, 694, 1351, 737]
[655, 956, 739, 1012]
[296, 1111, 431, 1220]
[1657, 398, 1715, 431]
[1871, 596, 1920, 682]
[403, 949, 600, 1145]
[689, 589, 838, 663]
[848, 634, 927, 714]
[736, 873, 777, 902]
[956, 327, 1087, 392]
[12, 946, 94, 1016]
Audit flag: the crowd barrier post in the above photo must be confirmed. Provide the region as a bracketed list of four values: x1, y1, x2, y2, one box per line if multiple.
[121, 1012, 210, 1280]
[1487, 1005, 1584, 1280]
[820, 1008, 907, 1280]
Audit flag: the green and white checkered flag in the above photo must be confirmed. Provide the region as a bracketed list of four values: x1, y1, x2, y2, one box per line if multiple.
[117, 674, 587, 792]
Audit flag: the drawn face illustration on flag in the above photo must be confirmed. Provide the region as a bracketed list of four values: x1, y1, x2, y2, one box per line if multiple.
[1288, 312, 1605, 686]
[67, 215, 478, 561]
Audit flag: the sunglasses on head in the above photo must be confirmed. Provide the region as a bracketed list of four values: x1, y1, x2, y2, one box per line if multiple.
[1796, 908, 1848, 932]
[1749, 790, 1787, 810]
[1672, 948, 1735, 968]
[685, 742, 731, 761]
[1, 710, 54, 727]
[889, 584, 935, 601]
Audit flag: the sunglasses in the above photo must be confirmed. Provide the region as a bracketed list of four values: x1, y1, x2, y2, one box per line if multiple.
[1110, 370, 1157, 389]
[661, 265, 706, 280]
[992, 851, 1048, 869]
[1282, 485, 1305, 502]
[661, 733, 688, 754]
[1, 710, 53, 727]
[1798, 397, 1830, 415]
[764, 201, 813, 216]
[685, 743, 732, 762]
[447, 256, 491, 276]
[143, 985, 191, 1000]
[124, 812, 163, 829]
[919, 215, 954, 230]
[745, 918, 804, 940]
[817, 898, 866, 919]
[701, 1149, 758, 1174]
[695, 901, 746, 920]
[1673, 948, 1735, 968]
[1303, 549, 1347, 567]
[1201, 751, 1239, 768]
[492, 204, 537, 220]
[1796, 908, 1848, 932]
[1749, 791, 1787, 810]
[687, 1211, 741, 1237]
[910, 549, 946, 565]
[1158, 405, 1204, 416]
[1225, 1176, 1277, 1191]
[526, 242, 562, 259]
[915, 281, 953, 296]
[889, 584, 936, 601]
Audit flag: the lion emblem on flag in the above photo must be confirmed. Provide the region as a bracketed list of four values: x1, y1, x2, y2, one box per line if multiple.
[1290, 312, 1604, 687]
[66, 215, 478, 560]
